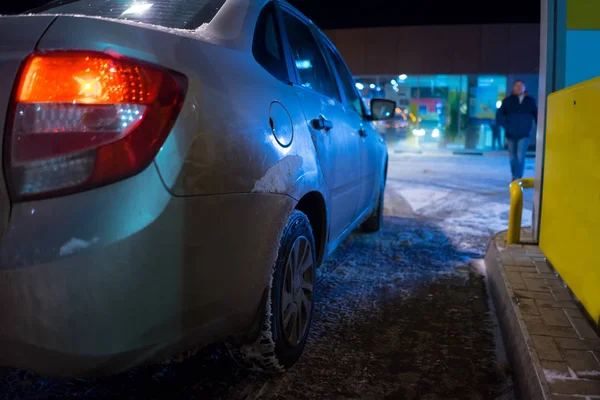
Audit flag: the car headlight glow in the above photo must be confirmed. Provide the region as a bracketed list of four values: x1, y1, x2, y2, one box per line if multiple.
[432, 128, 440, 138]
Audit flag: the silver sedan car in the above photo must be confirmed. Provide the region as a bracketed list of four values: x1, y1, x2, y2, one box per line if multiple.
[0, 0, 395, 376]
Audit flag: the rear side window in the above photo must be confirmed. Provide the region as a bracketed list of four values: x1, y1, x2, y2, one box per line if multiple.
[253, 3, 288, 82]
[324, 45, 365, 118]
[29, 0, 227, 30]
[281, 11, 340, 101]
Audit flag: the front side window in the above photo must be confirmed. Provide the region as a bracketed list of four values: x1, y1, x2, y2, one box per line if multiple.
[281, 11, 339, 100]
[324, 45, 365, 118]
[29, 0, 227, 30]
[253, 3, 288, 82]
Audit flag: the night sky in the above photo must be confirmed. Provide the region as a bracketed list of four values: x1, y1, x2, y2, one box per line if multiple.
[291, 0, 541, 29]
[1, 0, 541, 29]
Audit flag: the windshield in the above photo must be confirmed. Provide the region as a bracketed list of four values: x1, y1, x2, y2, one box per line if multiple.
[29, 0, 227, 30]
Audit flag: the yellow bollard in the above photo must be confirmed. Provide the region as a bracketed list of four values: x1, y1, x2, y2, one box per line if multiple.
[507, 178, 535, 244]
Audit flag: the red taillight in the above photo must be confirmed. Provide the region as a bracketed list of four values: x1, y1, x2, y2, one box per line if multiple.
[6, 51, 187, 201]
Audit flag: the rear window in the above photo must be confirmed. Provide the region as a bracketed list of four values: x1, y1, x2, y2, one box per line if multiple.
[29, 0, 227, 30]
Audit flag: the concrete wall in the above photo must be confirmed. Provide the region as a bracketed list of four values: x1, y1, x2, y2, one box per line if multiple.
[323, 24, 540, 76]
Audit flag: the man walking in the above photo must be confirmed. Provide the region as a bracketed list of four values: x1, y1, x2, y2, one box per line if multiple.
[497, 80, 537, 181]
[491, 107, 502, 150]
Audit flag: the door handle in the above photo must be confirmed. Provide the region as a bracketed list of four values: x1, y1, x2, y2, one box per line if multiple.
[359, 128, 368, 137]
[311, 115, 333, 131]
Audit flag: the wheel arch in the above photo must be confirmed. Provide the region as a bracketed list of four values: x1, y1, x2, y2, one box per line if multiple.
[295, 191, 327, 266]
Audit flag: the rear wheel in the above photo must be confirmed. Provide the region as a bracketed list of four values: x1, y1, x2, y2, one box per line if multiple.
[361, 187, 383, 233]
[362, 161, 387, 233]
[229, 210, 316, 372]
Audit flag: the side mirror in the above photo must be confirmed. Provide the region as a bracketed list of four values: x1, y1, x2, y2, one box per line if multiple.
[370, 99, 396, 121]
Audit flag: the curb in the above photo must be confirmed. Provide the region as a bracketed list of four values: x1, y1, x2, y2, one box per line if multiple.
[485, 234, 553, 400]
[392, 150, 536, 157]
[452, 151, 484, 156]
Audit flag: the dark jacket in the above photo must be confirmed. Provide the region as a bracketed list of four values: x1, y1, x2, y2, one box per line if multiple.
[497, 94, 538, 139]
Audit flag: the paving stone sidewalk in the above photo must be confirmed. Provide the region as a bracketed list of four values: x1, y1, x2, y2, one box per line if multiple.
[486, 230, 600, 400]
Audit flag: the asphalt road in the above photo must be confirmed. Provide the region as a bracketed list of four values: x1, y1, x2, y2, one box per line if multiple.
[1, 154, 535, 400]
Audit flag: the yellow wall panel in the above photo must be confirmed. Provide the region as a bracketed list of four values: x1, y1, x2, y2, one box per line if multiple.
[541, 77, 600, 324]
[567, 0, 600, 30]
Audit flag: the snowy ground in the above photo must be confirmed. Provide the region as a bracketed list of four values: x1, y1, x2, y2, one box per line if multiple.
[1, 155, 535, 400]
[385, 154, 534, 253]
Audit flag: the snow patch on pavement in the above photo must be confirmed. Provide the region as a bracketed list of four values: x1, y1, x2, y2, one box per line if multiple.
[544, 366, 580, 383]
[442, 202, 531, 253]
[444, 202, 532, 235]
[577, 370, 600, 377]
[397, 187, 450, 213]
[395, 184, 532, 252]
[471, 259, 488, 277]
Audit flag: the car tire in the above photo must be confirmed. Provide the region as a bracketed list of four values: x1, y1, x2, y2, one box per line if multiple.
[361, 188, 383, 233]
[228, 210, 316, 373]
[361, 172, 386, 233]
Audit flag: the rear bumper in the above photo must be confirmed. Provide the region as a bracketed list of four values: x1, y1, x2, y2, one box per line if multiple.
[0, 164, 295, 376]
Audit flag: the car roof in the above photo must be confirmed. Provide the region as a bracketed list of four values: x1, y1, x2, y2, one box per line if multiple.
[30, 0, 272, 51]
[206, 0, 266, 49]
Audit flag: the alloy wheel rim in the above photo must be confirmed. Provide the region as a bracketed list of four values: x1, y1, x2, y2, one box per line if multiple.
[281, 236, 314, 346]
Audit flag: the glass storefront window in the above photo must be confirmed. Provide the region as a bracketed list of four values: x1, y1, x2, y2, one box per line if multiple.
[355, 75, 463, 151]
[467, 75, 506, 150]
[354, 73, 539, 153]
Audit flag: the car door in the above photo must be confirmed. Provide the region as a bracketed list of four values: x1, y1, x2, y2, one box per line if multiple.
[320, 41, 380, 217]
[278, 6, 361, 240]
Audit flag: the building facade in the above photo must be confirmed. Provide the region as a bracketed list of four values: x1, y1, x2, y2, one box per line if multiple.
[324, 24, 541, 152]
